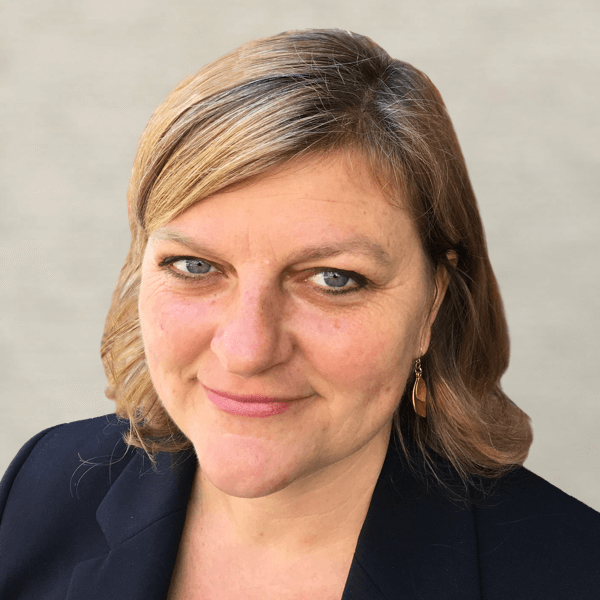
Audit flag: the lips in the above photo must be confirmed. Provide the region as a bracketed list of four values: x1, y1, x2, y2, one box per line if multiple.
[202, 385, 307, 418]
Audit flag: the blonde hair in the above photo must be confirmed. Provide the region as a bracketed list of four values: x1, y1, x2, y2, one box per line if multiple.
[101, 29, 532, 482]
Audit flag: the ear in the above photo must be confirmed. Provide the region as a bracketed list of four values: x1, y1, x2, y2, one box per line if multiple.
[418, 250, 457, 355]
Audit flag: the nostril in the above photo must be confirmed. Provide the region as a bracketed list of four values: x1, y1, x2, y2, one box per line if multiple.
[208, 284, 293, 377]
[211, 319, 283, 377]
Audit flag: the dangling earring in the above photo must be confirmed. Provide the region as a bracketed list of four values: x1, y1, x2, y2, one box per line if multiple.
[412, 357, 427, 418]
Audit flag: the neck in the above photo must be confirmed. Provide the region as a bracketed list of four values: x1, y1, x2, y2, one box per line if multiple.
[190, 424, 391, 555]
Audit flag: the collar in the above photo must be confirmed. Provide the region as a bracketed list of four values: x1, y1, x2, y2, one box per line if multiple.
[66, 448, 196, 600]
[66, 435, 481, 600]
[342, 436, 481, 599]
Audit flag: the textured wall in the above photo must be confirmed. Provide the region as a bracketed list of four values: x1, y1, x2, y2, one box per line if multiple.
[1, 0, 599, 509]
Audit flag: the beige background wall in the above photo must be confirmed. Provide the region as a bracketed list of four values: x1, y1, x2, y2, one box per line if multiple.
[2, 0, 599, 510]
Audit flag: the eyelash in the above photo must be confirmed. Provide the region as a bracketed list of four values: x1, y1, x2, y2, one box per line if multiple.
[157, 256, 371, 295]
[310, 269, 369, 295]
[158, 256, 218, 280]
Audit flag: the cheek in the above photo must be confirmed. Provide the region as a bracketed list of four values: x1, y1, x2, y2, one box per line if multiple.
[297, 307, 418, 397]
[139, 289, 217, 371]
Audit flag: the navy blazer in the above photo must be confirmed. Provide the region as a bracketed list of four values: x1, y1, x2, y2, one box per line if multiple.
[1, 414, 600, 599]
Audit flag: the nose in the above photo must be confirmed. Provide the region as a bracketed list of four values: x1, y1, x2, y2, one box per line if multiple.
[210, 283, 292, 378]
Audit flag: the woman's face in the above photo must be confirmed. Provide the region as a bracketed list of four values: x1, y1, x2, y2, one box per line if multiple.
[139, 151, 445, 498]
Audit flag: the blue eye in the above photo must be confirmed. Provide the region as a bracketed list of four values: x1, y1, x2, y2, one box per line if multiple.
[320, 271, 351, 287]
[173, 258, 213, 275]
[159, 256, 217, 279]
[310, 270, 365, 293]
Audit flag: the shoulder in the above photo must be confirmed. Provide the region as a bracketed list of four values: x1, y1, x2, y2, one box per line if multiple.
[474, 464, 600, 538]
[0, 415, 139, 598]
[1, 415, 130, 502]
[1, 414, 134, 514]
[0, 414, 136, 538]
[473, 465, 600, 599]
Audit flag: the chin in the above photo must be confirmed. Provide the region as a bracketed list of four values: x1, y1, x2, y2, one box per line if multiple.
[196, 429, 310, 498]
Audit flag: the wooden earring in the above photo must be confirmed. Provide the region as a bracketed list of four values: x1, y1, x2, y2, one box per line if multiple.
[412, 358, 427, 418]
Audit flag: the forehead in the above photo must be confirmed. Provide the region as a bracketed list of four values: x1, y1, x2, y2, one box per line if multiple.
[150, 151, 421, 265]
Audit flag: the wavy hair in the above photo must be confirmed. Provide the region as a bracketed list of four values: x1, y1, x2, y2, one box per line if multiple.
[101, 28, 532, 482]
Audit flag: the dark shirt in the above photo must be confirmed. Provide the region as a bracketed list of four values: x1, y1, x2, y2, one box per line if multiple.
[1, 414, 599, 599]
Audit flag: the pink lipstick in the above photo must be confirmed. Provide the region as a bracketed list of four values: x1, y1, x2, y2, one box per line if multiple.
[203, 385, 302, 417]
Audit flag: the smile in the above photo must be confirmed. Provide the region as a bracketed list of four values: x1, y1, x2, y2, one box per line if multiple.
[202, 385, 308, 417]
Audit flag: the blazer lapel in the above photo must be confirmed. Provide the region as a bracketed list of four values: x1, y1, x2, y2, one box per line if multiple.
[343, 437, 481, 600]
[65, 433, 480, 600]
[66, 448, 196, 600]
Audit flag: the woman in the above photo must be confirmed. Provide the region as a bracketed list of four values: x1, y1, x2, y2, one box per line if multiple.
[1, 29, 599, 600]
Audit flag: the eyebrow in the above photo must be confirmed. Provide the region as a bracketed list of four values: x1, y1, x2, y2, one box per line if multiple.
[150, 228, 393, 268]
